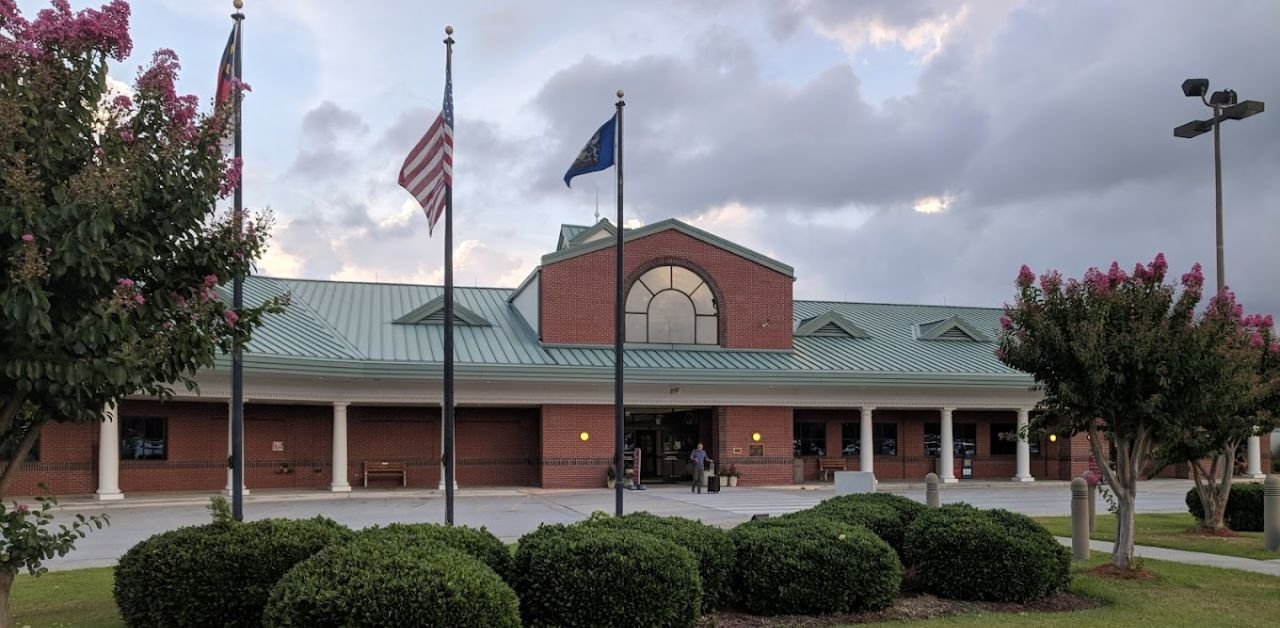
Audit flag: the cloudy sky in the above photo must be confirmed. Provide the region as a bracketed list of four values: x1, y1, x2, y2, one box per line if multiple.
[27, 0, 1280, 312]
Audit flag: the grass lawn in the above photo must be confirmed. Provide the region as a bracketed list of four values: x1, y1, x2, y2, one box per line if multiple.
[1033, 512, 1274, 560]
[14, 556, 1280, 627]
[11, 567, 123, 627]
[861, 554, 1280, 626]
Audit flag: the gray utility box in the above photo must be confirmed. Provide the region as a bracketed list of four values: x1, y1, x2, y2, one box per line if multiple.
[834, 471, 876, 496]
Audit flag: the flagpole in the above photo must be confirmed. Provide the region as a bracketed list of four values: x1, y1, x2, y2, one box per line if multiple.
[614, 89, 625, 516]
[230, 0, 246, 523]
[442, 25, 456, 526]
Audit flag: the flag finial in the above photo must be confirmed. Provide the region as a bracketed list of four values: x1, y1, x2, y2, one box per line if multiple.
[616, 89, 624, 98]
[445, 25, 454, 35]
[233, 0, 243, 9]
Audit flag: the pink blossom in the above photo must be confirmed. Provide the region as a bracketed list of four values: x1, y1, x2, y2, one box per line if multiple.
[1181, 263, 1204, 292]
[21, 233, 34, 242]
[1016, 265, 1035, 289]
[1039, 270, 1062, 293]
[994, 347, 1007, 360]
[174, 295, 186, 308]
[203, 274, 218, 288]
[24, 0, 132, 60]
[110, 93, 132, 111]
[1249, 332, 1264, 348]
[1132, 262, 1150, 281]
[119, 128, 134, 143]
[1150, 253, 1168, 279]
[1106, 261, 1128, 286]
[132, 293, 145, 305]
[117, 277, 134, 288]
[999, 316, 1012, 331]
[1084, 267, 1110, 295]
[15, 503, 29, 514]
[223, 309, 239, 327]
[219, 157, 242, 198]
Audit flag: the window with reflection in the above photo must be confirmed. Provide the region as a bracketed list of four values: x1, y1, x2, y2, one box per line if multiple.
[625, 265, 718, 344]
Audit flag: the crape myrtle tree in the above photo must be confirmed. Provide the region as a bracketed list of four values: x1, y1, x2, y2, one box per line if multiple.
[1157, 296, 1280, 531]
[997, 255, 1232, 570]
[0, 0, 284, 500]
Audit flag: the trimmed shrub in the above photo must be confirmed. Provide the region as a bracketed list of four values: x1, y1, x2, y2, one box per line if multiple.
[1186, 483, 1264, 531]
[263, 537, 520, 627]
[354, 522, 513, 581]
[514, 523, 700, 627]
[581, 511, 735, 612]
[904, 504, 1070, 603]
[114, 517, 352, 628]
[797, 498, 909, 558]
[730, 516, 901, 615]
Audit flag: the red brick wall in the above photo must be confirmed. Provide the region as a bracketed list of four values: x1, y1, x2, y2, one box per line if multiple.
[540, 229, 794, 349]
[540, 405, 615, 488]
[3, 421, 96, 496]
[714, 406, 793, 485]
[119, 400, 229, 492]
[457, 408, 540, 487]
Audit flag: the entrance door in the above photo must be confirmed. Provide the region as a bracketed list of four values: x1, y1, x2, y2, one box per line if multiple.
[637, 430, 659, 479]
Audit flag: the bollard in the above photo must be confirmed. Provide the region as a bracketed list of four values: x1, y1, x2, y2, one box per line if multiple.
[925, 472, 940, 508]
[1088, 483, 1097, 533]
[1071, 477, 1090, 561]
[1266, 474, 1280, 553]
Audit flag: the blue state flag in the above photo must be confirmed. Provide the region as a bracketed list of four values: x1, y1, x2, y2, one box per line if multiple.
[563, 114, 616, 187]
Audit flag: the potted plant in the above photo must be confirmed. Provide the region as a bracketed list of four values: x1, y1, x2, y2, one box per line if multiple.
[726, 464, 740, 487]
[606, 465, 616, 489]
[624, 467, 637, 488]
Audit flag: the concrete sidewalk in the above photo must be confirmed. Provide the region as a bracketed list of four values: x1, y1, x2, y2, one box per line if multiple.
[1055, 537, 1280, 576]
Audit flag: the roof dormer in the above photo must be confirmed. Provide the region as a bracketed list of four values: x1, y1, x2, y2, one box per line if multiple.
[393, 296, 491, 327]
[794, 311, 870, 339]
[916, 315, 989, 342]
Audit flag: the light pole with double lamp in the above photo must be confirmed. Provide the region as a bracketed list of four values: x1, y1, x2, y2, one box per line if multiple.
[1173, 78, 1266, 478]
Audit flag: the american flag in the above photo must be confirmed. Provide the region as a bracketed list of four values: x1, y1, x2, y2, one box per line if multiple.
[398, 70, 453, 235]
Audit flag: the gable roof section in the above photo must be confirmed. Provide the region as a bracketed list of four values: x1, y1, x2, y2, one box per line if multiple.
[917, 315, 990, 342]
[568, 219, 617, 246]
[393, 295, 491, 326]
[794, 311, 870, 338]
[541, 218, 794, 278]
[557, 224, 590, 251]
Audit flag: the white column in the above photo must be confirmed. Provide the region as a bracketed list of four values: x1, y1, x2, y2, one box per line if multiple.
[330, 402, 351, 492]
[1246, 432, 1264, 479]
[95, 402, 124, 501]
[859, 407, 875, 475]
[1013, 408, 1034, 482]
[940, 407, 957, 483]
[225, 400, 249, 496]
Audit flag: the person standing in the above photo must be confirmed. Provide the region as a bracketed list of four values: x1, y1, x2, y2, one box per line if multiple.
[689, 443, 711, 494]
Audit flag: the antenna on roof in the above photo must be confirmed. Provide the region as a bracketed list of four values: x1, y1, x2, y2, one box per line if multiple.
[594, 184, 600, 223]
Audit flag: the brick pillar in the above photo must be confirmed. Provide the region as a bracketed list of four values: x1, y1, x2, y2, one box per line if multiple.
[540, 405, 615, 488]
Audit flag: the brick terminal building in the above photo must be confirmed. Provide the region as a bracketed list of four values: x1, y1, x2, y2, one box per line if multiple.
[13, 219, 1271, 498]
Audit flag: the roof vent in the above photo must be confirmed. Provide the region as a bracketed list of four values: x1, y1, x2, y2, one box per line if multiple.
[794, 311, 870, 339]
[917, 315, 989, 342]
[393, 296, 491, 327]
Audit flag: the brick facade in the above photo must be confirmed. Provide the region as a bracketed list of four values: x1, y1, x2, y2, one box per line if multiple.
[540, 229, 794, 349]
[539, 405, 616, 488]
[714, 406, 793, 485]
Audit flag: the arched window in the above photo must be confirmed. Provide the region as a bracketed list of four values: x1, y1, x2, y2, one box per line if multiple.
[625, 265, 718, 345]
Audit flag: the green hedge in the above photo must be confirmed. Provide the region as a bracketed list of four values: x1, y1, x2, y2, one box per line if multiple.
[730, 516, 901, 615]
[353, 522, 513, 581]
[263, 537, 519, 627]
[1186, 483, 1264, 532]
[114, 517, 352, 628]
[580, 511, 734, 612]
[904, 505, 1069, 603]
[514, 524, 700, 627]
[791, 493, 927, 560]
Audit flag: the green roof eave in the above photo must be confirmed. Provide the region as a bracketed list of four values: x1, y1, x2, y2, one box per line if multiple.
[216, 354, 1032, 389]
[539, 218, 795, 278]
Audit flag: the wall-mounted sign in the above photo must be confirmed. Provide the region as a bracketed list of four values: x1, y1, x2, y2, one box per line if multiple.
[749, 444, 764, 457]
[272, 441, 284, 452]
[732, 447, 743, 455]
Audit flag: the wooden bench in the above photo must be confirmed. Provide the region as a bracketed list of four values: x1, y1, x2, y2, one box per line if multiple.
[363, 461, 407, 487]
[818, 456, 847, 481]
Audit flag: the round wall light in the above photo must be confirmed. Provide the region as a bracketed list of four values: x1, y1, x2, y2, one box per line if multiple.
[751, 432, 762, 442]
[579, 432, 590, 442]
[1048, 434, 1057, 442]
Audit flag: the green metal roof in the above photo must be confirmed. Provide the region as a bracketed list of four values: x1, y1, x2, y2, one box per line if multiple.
[224, 276, 1029, 388]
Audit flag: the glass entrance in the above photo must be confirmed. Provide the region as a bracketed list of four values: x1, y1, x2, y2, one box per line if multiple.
[624, 408, 711, 483]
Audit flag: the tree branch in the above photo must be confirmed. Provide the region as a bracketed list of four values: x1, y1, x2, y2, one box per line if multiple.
[0, 394, 27, 439]
[0, 419, 44, 499]
[1087, 421, 1124, 495]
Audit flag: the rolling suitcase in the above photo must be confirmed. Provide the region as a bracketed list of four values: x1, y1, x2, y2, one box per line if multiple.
[706, 474, 720, 493]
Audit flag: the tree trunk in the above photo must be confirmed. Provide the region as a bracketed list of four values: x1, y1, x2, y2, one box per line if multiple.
[1112, 488, 1137, 569]
[1190, 447, 1237, 531]
[0, 569, 14, 628]
[0, 421, 43, 500]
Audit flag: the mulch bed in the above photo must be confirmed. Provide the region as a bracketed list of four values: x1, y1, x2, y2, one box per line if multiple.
[709, 593, 1100, 627]
[1089, 564, 1155, 580]
[1187, 527, 1239, 538]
